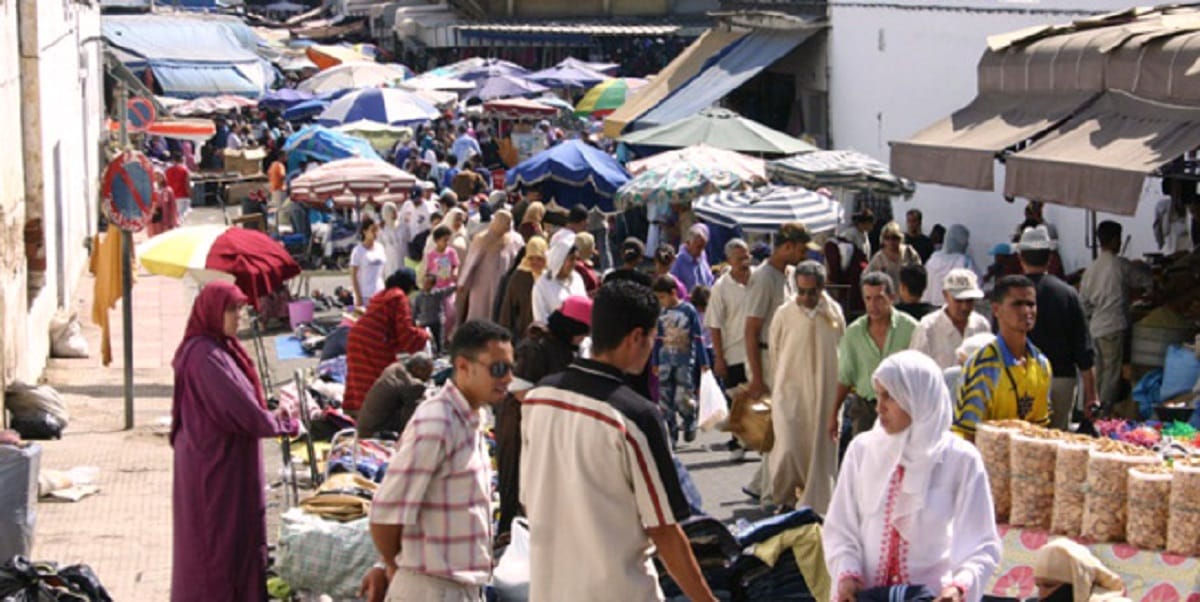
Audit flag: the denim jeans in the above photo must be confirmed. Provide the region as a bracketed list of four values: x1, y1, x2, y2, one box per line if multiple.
[659, 362, 696, 441]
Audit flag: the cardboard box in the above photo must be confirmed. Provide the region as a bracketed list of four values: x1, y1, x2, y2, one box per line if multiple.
[223, 148, 266, 176]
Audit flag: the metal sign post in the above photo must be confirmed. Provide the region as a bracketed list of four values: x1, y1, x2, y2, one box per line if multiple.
[119, 83, 135, 430]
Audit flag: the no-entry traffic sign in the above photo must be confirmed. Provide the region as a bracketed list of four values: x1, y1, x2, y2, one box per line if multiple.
[102, 150, 155, 232]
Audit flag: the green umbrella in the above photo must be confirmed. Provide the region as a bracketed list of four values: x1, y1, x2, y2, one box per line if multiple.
[615, 160, 751, 209]
[620, 108, 818, 156]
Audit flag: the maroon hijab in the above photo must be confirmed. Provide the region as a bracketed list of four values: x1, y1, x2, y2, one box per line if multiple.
[173, 280, 267, 409]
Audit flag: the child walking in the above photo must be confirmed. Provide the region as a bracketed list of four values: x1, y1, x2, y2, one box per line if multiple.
[411, 273, 455, 355]
[652, 275, 710, 445]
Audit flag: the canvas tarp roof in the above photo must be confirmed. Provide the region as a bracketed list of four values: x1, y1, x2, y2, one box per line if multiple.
[603, 27, 746, 138]
[103, 15, 270, 99]
[891, 6, 1200, 211]
[1004, 90, 1200, 215]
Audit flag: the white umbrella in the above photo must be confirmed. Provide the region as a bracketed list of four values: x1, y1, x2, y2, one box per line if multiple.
[289, 158, 417, 207]
[296, 62, 409, 95]
[401, 74, 475, 92]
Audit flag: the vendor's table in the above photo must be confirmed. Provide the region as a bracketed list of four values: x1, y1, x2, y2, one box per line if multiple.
[988, 525, 1200, 601]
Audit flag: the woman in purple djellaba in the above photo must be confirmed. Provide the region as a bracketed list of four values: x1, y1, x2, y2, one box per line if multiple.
[170, 281, 297, 601]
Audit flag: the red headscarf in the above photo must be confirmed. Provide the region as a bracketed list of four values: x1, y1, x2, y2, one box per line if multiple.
[174, 280, 267, 409]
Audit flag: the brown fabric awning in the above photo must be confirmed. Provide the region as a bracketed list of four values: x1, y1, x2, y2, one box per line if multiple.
[1004, 90, 1200, 215]
[890, 91, 1095, 190]
[602, 27, 746, 138]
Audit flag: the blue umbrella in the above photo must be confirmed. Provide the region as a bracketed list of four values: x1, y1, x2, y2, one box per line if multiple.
[526, 64, 608, 89]
[282, 98, 329, 122]
[260, 88, 314, 110]
[455, 60, 530, 82]
[283, 125, 380, 173]
[469, 74, 548, 101]
[316, 88, 440, 127]
[505, 140, 630, 211]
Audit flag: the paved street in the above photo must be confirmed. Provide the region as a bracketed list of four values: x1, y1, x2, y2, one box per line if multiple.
[28, 207, 769, 600]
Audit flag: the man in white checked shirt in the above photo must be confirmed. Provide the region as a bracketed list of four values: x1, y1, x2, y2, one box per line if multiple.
[363, 320, 514, 602]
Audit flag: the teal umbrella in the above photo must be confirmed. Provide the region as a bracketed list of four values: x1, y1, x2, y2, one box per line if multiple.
[620, 108, 817, 156]
[615, 160, 751, 209]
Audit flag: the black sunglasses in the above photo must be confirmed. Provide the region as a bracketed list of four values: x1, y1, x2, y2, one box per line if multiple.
[474, 359, 514, 378]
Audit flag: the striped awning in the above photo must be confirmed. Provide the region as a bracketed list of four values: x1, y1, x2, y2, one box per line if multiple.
[692, 185, 841, 234]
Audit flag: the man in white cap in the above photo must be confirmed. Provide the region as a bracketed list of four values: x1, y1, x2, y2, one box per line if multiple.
[1017, 225, 1098, 430]
[909, 268, 992, 369]
[671, 223, 714, 295]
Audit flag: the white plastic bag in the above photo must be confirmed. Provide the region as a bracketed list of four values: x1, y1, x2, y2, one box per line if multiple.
[698, 369, 728, 432]
[493, 518, 530, 602]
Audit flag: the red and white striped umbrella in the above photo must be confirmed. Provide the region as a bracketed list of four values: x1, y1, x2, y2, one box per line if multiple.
[289, 158, 417, 207]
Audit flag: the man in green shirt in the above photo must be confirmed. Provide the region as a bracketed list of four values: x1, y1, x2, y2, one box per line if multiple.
[828, 272, 917, 461]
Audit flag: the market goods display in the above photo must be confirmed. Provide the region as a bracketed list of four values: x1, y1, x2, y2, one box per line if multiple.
[1009, 433, 1058, 529]
[1126, 464, 1173, 551]
[1166, 460, 1200, 556]
[1051, 439, 1093, 536]
[1081, 445, 1159, 542]
[976, 421, 1020, 522]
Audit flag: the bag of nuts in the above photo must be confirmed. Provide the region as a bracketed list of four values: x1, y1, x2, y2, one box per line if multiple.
[976, 421, 1022, 522]
[1126, 464, 1172, 551]
[1081, 445, 1160, 543]
[1051, 439, 1094, 536]
[1166, 461, 1200, 556]
[1009, 433, 1058, 529]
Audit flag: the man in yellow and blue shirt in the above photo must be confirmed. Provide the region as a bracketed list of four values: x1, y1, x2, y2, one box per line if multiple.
[953, 275, 1052, 440]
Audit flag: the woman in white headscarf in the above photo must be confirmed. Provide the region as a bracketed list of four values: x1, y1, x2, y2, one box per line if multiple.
[378, 201, 405, 277]
[530, 231, 586, 324]
[923, 224, 980, 304]
[824, 350, 1000, 602]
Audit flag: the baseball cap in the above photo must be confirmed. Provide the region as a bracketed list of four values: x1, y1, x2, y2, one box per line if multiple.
[943, 268, 984, 300]
[1016, 225, 1056, 251]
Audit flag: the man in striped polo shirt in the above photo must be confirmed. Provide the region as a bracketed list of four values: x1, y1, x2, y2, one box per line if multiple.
[521, 280, 717, 602]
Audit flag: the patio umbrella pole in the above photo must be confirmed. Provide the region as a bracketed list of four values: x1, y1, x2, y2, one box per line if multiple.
[118, 82, 135, 431]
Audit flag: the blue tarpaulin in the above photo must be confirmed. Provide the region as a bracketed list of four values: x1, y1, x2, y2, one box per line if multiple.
[283, 126, 380, 173]
[505, 140, 630, 211]
[103, 15, 270, 99]
[633, 28, 817, 130]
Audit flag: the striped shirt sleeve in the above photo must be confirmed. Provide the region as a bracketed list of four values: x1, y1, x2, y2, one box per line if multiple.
[952, 347, 998, 437]
[624, 406, 690, 528]
[370, 405, 448, 526]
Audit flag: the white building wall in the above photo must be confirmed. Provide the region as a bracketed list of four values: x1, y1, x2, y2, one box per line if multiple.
[828, 0, 1158, 275]
[0, 0, 27, 387]
[14, 0, 102, 385]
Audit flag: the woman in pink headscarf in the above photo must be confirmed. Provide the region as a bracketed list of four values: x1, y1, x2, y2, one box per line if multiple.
[170, 281, 296, 602]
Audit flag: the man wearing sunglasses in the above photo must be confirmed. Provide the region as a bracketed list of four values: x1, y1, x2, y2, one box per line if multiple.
[366, 320, 513, 602]
[520, 280, 717, 602]
[766, 261, 846, 515]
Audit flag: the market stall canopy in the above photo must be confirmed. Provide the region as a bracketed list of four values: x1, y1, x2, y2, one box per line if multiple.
[482, 98, 559, 120]
[630, 25, 823, 131]
[467, 73, 548, 101]
[616, 159, 753, 209]
[891, 5, 1200, 206]
[103, 15, 272, 99]
[400, 74, 475, 92]
[296, 62, 410, 94]
[574, 78, 648, 117]
[769, 150, 915, 197]
[534, 95, 574, 113]
[557, 56, 618, 76]
[107, 117, 217, 143]
[283, 98, 330, 121]
[525, 64, 609, 89]
[1004, 91, 1200, 215]
[316, 88, 439, 127]
[137, 225, 300, 308]
[627, 143, 766, 182]
[334, 121, 413, 155]
[620, 108, 817, 156]
[504, 140, 630, 211]
[289, 158, 417, 206]
[283, 125, 380, 172]
[259, 88, 315, 110]
[170, 94, 258, 116]
[451, 59, 531, 81]
[306, 45, 373, 70]
[692, 185, 841, 234]
[263, 1, 307, 13]
[604, 27, 747, 138]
